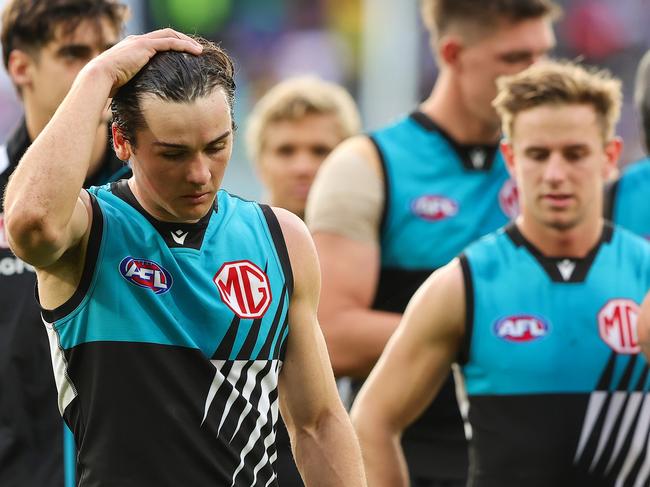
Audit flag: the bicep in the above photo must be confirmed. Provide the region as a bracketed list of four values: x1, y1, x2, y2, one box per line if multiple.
[275, 209, 341, 426]
[353, 262, 466, 430]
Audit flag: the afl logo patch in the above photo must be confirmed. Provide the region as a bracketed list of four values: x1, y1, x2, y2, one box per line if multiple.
[494, 315, 550, 342]
[214, 260, 272, 319]
[499, 179, 519, 219]
[598, 299, 640, 354]
[411, 195, 458, 221]
[119, 257, 173, 295]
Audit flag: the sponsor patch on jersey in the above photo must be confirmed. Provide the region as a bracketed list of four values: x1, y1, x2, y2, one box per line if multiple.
[598, 299, 640, 354]
[411, 195, 458, 221]
[493, 315, 550, 342]
[214, 260, 272, 319]
[119, 256, 173, 295]
[499, 179, 519, 219]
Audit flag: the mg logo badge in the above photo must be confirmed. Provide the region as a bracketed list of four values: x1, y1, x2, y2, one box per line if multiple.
[214, 260, 271, 319]
[598, 299, 640, 354]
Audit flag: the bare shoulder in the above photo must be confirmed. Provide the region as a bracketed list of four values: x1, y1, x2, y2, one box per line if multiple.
[321, 134, 383, 178]
[271, 207, 320, 295]
[404, 258, 466, 344]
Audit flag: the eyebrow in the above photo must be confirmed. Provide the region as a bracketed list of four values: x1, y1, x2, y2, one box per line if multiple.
[152, 130, 232, 149]
[56, 42, 116, 56]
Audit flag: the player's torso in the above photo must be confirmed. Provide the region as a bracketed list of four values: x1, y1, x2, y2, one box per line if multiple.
[371, 112, 515, 311]
[461, 224, 650, 487]
[610, 158, 650, 240]
[46, 182, 291, 486]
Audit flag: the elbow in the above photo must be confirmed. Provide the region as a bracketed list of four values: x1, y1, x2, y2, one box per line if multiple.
[4, 209, 62, 265]
[319, 322, 375, 378]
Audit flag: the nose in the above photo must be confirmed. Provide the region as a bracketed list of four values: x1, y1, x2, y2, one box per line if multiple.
[186, 155, 211, 186]
[293, 151, 320, 178]
[542, 153, 567, 185]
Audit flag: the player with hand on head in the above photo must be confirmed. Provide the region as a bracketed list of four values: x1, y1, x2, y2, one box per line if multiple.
[3, 29, 366, 487]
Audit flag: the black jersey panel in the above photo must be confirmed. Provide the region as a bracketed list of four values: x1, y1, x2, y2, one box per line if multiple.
[63, 341, 280, 487]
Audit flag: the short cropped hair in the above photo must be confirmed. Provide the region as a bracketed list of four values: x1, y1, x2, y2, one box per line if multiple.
[245, 76, 361, 162]
[111, 36, 236, 147]
[493, 60, 622, 141]
[420, 0, 561, 40]
[1, 0, 128, 69]
[634, 50, 650, 153]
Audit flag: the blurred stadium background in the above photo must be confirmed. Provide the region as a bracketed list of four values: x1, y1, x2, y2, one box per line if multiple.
[1, 0, 648, 199]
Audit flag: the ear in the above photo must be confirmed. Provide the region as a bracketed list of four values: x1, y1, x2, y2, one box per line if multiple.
[7, 49, 34, 90]
[438, 35, 463, 68]
[500, 139, 517, 179]
[111, 123, 132, 162]
[603, 136, 622, 181]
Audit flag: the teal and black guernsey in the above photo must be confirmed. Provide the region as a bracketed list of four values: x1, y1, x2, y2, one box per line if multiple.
[42, 181, 293, 487]
[606, 157, 650, 239]
[460, 223, 650, 487]
[369, 112, 514, 479]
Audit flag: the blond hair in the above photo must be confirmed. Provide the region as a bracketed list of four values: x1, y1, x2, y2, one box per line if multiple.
[420, 0, 561, 40]
[493, 60, 622, 140]
[246, 76, 361, 162]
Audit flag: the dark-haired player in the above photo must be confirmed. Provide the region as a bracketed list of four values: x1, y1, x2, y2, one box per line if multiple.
[3, 30, 366, 486]
[0, 1, 129, 485]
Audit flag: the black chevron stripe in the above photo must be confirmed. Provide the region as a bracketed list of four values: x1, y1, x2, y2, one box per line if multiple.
[596, 352, 617, 391]
[213, 315, 241, 360]
[273, 315, 290, 361]
[259, 286, 287, 359]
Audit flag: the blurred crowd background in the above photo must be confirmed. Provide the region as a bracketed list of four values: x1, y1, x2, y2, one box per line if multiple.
[1, 0, 649, 199]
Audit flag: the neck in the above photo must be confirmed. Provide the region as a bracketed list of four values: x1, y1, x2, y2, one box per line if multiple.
[24, 101, 108, 179]
[420, 71, 501, 144]
[516, 214, 604, 258]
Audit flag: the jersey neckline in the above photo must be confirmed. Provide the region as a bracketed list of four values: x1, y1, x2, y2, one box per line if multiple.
[505, 222, 614, 283]
[409, 111, 500, 172]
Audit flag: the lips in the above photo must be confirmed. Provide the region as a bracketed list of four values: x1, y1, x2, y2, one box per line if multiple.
[182, 192, 210, 204]
[542, 193, 574, 208]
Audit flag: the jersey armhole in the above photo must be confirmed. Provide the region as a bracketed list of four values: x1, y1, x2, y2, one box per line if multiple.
[456, 253, 474, 365]
[41, 192, 105, 323]
[368, 135, 389, 239]
[603, 179, 619, 221]
[260, 205, 294, 298]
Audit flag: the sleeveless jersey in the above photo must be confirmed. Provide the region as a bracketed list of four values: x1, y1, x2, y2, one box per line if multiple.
[369, 111, 515, 479]
[42, 181, 292, 487]
[606, 158, 650, 239]
[460, 223, 650, 487]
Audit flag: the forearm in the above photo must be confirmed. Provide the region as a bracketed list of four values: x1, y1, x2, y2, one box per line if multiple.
[292, 409, 366, 487]
[4, 63, 112, 246]
[320, 307, 401, 378]
[352, 414, 407, 487]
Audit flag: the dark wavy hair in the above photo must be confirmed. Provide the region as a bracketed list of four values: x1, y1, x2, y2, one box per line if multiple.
[111, 36, 236, 147]
[2, 0, 127, 69]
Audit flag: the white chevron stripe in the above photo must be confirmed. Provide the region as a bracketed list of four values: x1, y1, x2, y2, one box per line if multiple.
[44, 321, 77, 415]
[633, 440, 650, 487]
[615, 394, 650, 487]
[229, 362, 273, 442]
[201, 360, 229, 425]
[590, 392, 628, 471]
[607, 392, 644, 473]
[251, 414, 281, 485]
[231, 396, 279, 486]
[575, 391, 608, 462]
[264, 472, 277, 487]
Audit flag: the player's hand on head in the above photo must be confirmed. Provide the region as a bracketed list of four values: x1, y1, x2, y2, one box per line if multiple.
[89, 28, 203, 96]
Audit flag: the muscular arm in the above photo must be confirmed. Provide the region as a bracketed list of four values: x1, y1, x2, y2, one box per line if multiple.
[350, 260, 466, 487]
[276, 208, 366, 487]
[306, 136, 400, 378]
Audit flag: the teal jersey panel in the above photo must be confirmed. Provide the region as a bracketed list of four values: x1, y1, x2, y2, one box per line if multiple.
[462, 225, 650, 396]
[611, 158, 650, 239]
[372, 113, 514, 270]
[52, 187, 290, 361]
